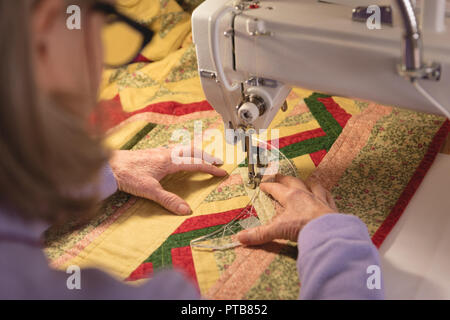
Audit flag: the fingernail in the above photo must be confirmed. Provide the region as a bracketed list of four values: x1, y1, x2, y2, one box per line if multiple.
[211, 158, 224, 165]
[178, 204, 191, 215]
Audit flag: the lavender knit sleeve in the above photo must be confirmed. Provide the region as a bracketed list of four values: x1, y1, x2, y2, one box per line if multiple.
[99, 164, 118, 200]
[297, 214, 384, 300]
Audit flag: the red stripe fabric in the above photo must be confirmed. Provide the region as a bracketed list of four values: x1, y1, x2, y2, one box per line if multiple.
[139, 100, 213, 116]
[172, 206, 257, 234]
[93, 96, 214, 131]
[310, 149, 327, 167]
[274, 128, 327, 149]
[132, 54, 153, 63]
[171, 246, 199, 289]
[317, 97, 352, 128]
[371, 119, 450, 248]
[125, 262, 153, 281]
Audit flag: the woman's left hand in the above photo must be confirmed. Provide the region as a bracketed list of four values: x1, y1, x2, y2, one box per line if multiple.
[109, 147, 227, 215]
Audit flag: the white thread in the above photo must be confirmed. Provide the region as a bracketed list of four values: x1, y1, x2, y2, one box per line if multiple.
[190, 138, 298, 251]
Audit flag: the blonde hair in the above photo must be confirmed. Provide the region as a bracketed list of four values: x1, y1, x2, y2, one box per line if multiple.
[0, 0, 109, 224]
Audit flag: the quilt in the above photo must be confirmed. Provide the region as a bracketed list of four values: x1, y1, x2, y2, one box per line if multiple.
[44, 0, 449, 299]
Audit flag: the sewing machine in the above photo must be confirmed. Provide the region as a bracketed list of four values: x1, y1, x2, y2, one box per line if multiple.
[192, 0, 450, 299]
[192, 0, 450, 187]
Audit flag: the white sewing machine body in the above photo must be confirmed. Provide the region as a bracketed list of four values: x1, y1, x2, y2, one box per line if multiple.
[192, 0, 450, 299]
[192, 0, 450, 134]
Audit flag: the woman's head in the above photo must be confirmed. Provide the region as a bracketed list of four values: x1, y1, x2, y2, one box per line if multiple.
[32, 0, 108, 101]
[0, 0, 111, 224]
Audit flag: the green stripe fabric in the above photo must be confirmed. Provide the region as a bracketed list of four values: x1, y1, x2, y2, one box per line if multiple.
[144, 224, 244, 269]
[304, 93, 343, 150]
[120, 123, 157, 150]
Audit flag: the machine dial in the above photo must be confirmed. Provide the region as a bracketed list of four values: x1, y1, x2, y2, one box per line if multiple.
[237, 94, 266, 124]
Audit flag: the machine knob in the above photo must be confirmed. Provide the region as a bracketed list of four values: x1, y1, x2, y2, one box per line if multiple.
[238, 102, 260, 124]
[237, 95, 266, 124]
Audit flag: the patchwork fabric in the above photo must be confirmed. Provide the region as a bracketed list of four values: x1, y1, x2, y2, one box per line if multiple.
[44, 0, 449, 300]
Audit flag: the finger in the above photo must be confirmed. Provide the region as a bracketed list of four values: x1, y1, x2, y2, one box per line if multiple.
[150, 186, 192, 216]
[259, 182, 290, 206]
[326, 191, 338, 212]
[195, 147, 224, 165]
[176, 146, 224, 165]
[275, 174, 309, 192]
[237, 223, 279, 245]
[307, 180, 328, 204]
[174, 145, 197, 160]
[261, 172, 277, 184]
[171, 161, 228, 176]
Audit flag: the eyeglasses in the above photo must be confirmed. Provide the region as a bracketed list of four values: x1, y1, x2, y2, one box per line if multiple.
[92, 2, 154, 68]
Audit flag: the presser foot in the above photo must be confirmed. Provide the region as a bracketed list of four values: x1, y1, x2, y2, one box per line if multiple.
[246, 172, 261, 189]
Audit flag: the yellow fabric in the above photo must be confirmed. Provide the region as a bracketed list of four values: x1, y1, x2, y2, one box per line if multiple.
[332, 96, 363, 116]
[59, 135, 243, 278]
[58, 97, 321, 280]
[292, 155, 317, 181]
[191, 247, 221, 293]
[48, 1, 342, 280]
[43, 2, 447, 299]
[99, 0, 199, 109]
[191, 196, 251, 293]
[99, 43, 205, 111]
[104, 120, 149, 149]
[116, 0, 191, 62]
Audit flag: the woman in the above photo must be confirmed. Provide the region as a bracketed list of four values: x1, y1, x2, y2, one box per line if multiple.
[0, 0, 383, 299]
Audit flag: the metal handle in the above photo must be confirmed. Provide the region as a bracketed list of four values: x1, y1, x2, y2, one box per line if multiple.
[394, 0, 441, 81]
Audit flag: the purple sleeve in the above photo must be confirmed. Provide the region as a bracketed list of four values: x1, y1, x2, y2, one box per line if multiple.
[73, 164, 118, 201]
[66, 268, 201, 300]
[297, 214, 384, 300]
[0, 241, 201, 299]
[99, 164, 118, 200]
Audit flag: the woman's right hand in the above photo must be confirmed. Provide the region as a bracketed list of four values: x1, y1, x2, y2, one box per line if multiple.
[237, 174, 338, 245]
